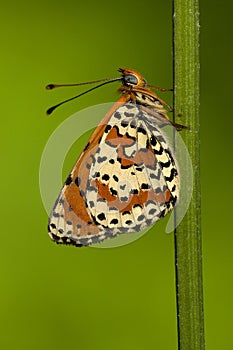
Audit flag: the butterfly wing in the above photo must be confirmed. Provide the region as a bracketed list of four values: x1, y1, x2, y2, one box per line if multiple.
[48, 102, 179, 246]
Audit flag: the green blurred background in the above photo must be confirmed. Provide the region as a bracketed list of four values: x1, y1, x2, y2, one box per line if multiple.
[1, 1, 232, 349]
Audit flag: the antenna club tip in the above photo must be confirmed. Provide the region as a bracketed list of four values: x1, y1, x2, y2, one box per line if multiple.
[46, 107, 54, 115]
[46, 84, 55, 90]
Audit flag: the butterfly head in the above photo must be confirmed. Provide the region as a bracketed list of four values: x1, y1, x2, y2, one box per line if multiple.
[119, 68, 147, 88]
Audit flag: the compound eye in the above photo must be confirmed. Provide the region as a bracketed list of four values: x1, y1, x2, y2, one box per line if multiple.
[123, 74, 138, 86]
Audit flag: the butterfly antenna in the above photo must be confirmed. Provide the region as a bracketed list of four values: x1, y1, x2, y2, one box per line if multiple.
[46, 77, 121, 115]
[46, 77, 120, 90]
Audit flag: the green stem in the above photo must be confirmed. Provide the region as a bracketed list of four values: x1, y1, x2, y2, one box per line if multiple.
[173, 1, 205, 349]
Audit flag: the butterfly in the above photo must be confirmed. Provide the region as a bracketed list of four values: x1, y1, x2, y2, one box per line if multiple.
[47, 68, 186, 247]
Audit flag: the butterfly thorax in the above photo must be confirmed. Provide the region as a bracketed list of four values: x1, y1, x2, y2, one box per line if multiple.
[118, 85, 169, 122]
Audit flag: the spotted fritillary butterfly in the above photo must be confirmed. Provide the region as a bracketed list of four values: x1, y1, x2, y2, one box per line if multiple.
[47, 68, 186, 247]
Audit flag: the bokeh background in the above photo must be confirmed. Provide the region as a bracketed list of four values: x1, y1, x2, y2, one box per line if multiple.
[1, 1, 232, 349]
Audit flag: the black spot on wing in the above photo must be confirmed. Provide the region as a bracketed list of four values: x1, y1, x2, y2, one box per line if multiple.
[65, 175, 72, 186]
[97, 213, 106, 221]
[74, 177, 81, 186]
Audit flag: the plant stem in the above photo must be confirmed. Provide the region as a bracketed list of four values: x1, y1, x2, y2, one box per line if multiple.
[173, 1, 205, 349]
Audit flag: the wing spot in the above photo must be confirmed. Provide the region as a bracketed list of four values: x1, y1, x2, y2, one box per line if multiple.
[102, 174, 110, 181]
[160, 160, 171, 168]
[122, 211, 131, 215]
[130, 120, 137, 128]
[114, 112, 121, 119]
[121, 121, 128, 128]
[110, 187, 118, 196]
[138, 215, 145, 221]
[121, 163, 133, 169]
[150, 135, 157, 146]
[97, 197, 106, 203]
[149, 208, 157, 215]
[130, 189, 138, 194]
[65, 175, 72, 185]
[89, 201, 94, 208]
[141, 183, 150, 190]
[113, 175, 119, 182]
[125, 220, 133, 225]
[74, 177, 81, 186]
[105, 125, 112, 133]
[110, 218, 118, 225]
[137, 126, 147, 135]
[133, 204, 142, 209]
[109, 206, 118, 211]
[97, 156, 107, 163]
[124, 112, 134, 118]
[97, 213, 106, 221]
[171, 185, 176, 192]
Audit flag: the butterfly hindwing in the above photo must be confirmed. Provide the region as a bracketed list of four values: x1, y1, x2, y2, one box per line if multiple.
[48, 101, 179, 246]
